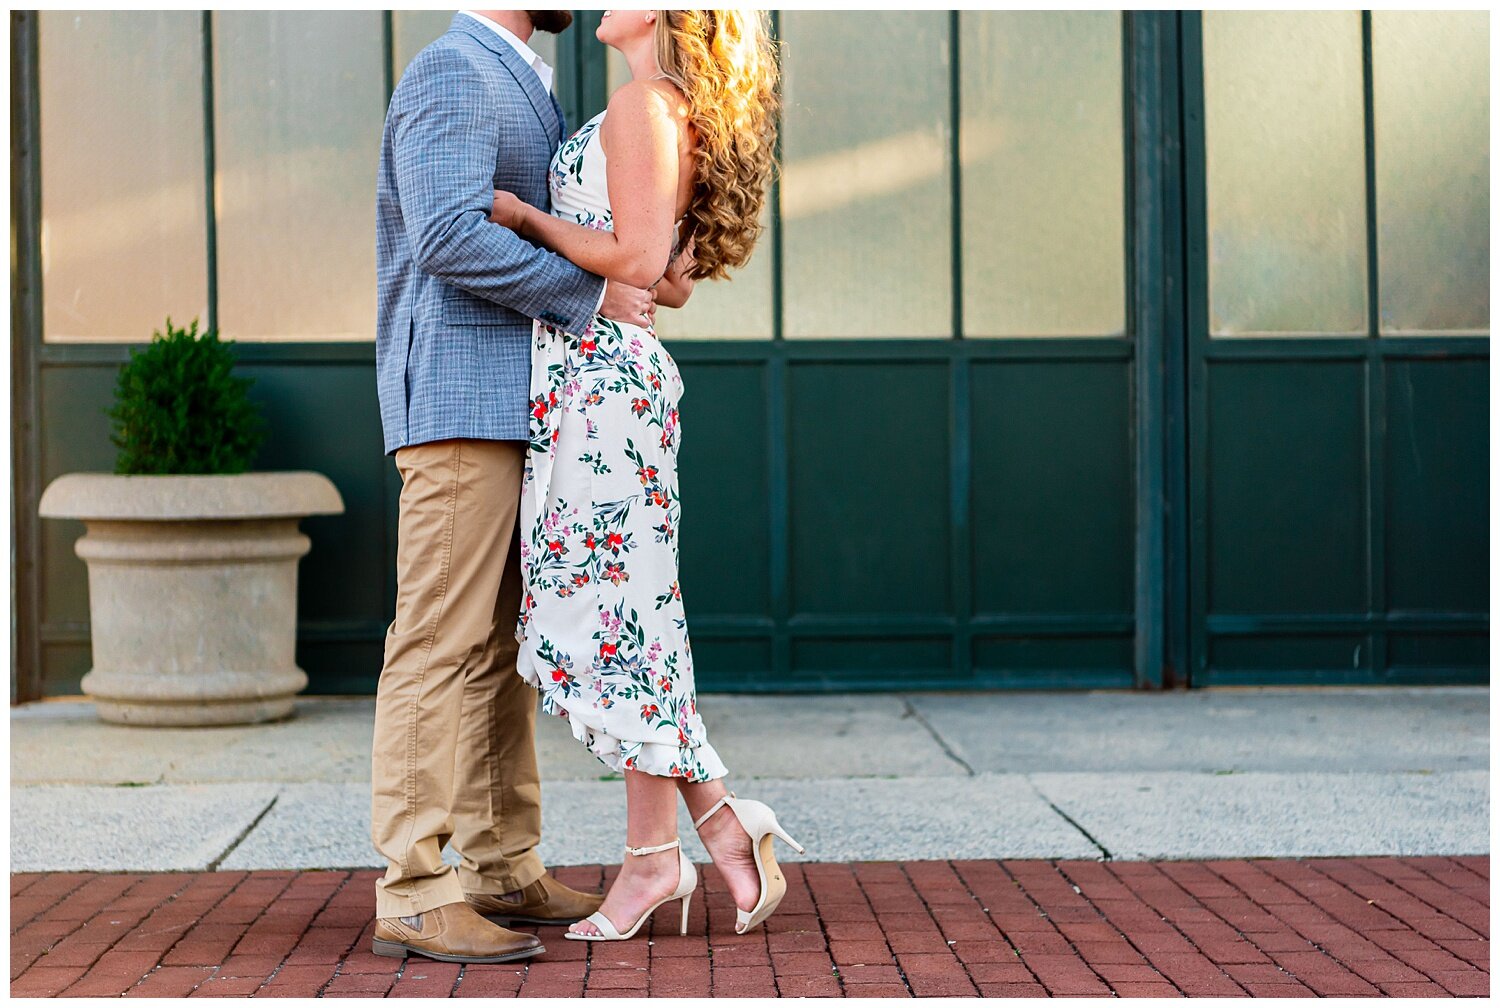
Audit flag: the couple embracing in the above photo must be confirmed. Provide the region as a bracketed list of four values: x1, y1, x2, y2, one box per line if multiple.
[369, 9, 799, 964]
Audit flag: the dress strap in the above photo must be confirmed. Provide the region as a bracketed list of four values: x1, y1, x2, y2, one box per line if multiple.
[625, 838, 682, 857]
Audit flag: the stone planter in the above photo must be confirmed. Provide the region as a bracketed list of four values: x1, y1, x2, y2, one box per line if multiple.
[38, 472, 344, 727]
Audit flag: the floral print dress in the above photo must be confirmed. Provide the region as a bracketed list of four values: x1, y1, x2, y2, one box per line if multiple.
[514, 111, 727, 782]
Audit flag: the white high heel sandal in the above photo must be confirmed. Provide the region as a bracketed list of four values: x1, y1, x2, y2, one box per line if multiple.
[693, 793, 807, 934]
[564, 838, 698, 942]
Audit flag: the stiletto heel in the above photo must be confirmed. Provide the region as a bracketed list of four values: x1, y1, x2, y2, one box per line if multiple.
[772, 824, 806, 855]
[693, 792, 808, 934]
[565, 840, 698, 942]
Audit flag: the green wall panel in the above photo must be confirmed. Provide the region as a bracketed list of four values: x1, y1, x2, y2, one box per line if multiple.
[1206, 361, 1368, 614]
[972, 635, 1133, 688]
[39, 365, 116, 624]
[1384, 359, 1488, 614]
[1209, 633, 1371, 679]
[689, 637, 773, 691]
[676, 361, 771, 617]
[34, 347, 1486, 694]
[243, 363, 391, 628]
[298, 641, 385, 695]
[39, 643, 90, 697]
[787, 362, 951, 616]
[791, 637, 951, 685]
[38, 366, 117, 695]
[970, 360, 1133, 615]
[1386, 633, 1488, 678]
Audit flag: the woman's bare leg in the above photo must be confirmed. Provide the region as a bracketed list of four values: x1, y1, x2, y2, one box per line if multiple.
[569, 769, 683, 937]
[678, 778, 761, 914]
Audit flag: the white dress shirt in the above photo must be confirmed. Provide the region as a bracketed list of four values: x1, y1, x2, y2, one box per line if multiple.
[458, 10, 554, 93]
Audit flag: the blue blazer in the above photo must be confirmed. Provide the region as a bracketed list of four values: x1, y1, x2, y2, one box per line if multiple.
[375, 14, 604, 454]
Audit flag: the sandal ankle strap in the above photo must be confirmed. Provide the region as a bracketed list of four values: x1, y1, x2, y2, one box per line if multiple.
[692, 791, 737, 831]
[625, 838, 681, 857]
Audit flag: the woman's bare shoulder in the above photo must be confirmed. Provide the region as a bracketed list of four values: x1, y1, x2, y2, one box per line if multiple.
[606, 77, 689, 123]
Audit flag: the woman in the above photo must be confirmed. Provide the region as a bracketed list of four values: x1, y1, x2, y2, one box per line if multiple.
[488, 10, 801, 942]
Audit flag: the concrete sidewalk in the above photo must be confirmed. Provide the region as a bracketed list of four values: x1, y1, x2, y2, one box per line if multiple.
[10, 687, 1487, 873]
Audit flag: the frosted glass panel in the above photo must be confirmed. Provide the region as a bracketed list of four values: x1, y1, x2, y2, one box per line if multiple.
[961, 12, 1125, 337]
[395, 13, 558, 86]
[38, 12, 208, 343]
[1373, 11, 1489, 335]
[1203, 11, 1367, 337]
[393, 10, 455, 81]
[213, 12, 384, 341]
[780, 12, 951, 338]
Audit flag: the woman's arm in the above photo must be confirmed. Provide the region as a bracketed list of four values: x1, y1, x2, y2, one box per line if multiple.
[491, 80, 683, 289]
[653, 237, 696, 309]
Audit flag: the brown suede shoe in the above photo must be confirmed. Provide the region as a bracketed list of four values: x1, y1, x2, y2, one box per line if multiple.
[467, 873, 605, 926]
[371, 902, 544, 964]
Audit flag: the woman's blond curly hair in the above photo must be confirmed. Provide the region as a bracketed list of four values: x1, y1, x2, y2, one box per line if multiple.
[653, 10, 779, 281]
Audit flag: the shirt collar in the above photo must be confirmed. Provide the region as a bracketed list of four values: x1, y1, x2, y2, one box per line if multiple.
[458, 11, 554, 93]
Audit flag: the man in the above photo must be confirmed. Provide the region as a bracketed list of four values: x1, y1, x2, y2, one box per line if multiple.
[370, 9, 655, 964]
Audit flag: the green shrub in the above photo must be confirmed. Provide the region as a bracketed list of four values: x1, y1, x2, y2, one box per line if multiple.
[108, 318, 265, 475]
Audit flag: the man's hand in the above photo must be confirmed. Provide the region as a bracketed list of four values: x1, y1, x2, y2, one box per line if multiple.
[599, 280, 657, 328]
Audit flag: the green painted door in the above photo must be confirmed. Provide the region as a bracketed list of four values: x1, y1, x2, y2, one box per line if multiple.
[1182, 12, 1489, 685]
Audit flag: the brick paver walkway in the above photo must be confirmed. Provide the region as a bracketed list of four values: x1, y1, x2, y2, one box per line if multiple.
[11, 857, 1488, 998]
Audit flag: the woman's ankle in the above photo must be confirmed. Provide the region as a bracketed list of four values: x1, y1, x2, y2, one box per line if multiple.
[618, 847, 681, 886]
[678, 779, 730, 823]
[696, 804, 740, 843]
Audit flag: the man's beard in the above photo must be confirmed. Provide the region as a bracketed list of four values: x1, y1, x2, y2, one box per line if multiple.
[527, 10, 573, 33]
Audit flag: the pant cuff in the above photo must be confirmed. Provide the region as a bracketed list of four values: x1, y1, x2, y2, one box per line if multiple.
[456, 850, 547, 896]
[374, 865, 467, 920]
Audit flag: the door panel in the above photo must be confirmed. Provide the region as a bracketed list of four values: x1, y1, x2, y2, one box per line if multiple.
[1208, 635, 1372, 685]
[1206, 361, 1367, 614]
[1386, 634, 1488, 680]
[37, 365, 117, 695]
[970, 359, 1133, 615]
[788, 361, 952, 616]
[1384, 359, 1488, 613]
[791, 637, 952, 688]
[677, 361, 773, 618]
[248, 362, 391, 625]
[972, 635, 1134, 689]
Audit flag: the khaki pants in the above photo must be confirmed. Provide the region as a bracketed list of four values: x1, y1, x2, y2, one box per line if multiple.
[371, 438, 545, 919]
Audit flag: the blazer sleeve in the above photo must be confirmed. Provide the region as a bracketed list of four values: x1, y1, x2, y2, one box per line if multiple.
[390, 46, 605, 334]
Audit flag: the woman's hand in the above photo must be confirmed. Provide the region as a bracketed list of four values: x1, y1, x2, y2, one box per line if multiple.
[653, 236, 696, 309]
[489, 189, 528, 231]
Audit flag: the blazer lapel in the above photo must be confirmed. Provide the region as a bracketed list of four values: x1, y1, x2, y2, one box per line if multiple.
[448, 14, 560, 139]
